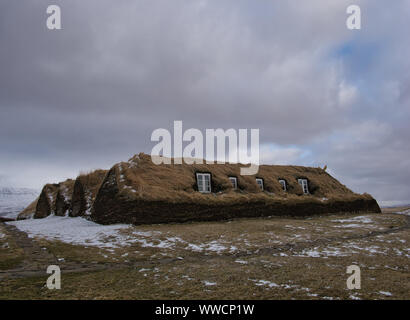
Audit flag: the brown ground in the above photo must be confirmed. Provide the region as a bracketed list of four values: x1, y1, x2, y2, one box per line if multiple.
[0, 207, 408, 300]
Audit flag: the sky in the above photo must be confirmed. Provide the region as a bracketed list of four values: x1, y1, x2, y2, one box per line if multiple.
[0, 0, 409, 205]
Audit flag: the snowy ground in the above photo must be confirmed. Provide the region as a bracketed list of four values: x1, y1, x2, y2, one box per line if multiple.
[1, 209, 409, 300]
[396, 209, 410, 216]
[8, 216, 132, 248]
[6, 210, 409, 258]
[7, 215, 240, 254]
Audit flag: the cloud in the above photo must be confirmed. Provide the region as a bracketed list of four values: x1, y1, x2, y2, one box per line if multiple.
[338, 81, 358, 108]
[260, 144, 305, 165]
[0, 0, 409, 203]
[311, 121, 410, 201]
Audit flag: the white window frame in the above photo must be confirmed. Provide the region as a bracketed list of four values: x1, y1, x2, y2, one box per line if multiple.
[256, 178, 264, 191]
[229, 177, 238, 189]
[196, 173, 211, 193]
[298, 179, 309, 194]
[279, 179, 287, 191]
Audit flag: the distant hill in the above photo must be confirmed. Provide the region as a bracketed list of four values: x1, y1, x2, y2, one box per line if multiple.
[0, 187, 39, 219]
[0, 187, 38, 195]
[378, 200, 410, 208]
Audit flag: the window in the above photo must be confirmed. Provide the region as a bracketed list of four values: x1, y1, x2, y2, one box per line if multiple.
[229, 177, 238, 189]
[256, 178, 264, 191]
[279, 179, 287, 191]
[196, 173, 211, 193]
[298, 179, 309, 194]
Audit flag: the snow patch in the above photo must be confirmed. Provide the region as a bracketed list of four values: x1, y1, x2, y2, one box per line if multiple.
[7, 215, 134, 248]
[332, 216, 373, 224]
[186, 243, 203, 252]
[293, 246, 351, 258]
[334, 223, 365, 228]
[185, 240, 228, 254]
[206, 241, 227, 253]
[396, 209, 410, 216]
[253, 280, 280, 288]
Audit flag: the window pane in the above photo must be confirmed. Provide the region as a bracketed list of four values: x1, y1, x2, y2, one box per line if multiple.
[303, 181, 308, 193]
[256, 179, 263, 190]
[279, 180, 286, 191]
[205, 176, 209, 190]
[197, 174, 204, 192]
[298, 179, 308, 194]
[197, 173, 211, 193]
[230, 177, 237, 189]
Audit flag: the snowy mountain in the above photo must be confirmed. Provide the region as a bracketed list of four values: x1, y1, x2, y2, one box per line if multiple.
[0, 187, 39, 219]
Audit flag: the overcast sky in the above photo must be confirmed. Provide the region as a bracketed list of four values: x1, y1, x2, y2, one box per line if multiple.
[1, 0, 409, 205]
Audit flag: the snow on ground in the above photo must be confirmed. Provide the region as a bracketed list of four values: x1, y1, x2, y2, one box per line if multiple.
[291, 246, 351, 258]
[185, 243, 203, 252]
[235, 259, 248, 264]
[333, 223, 365, 228]
[289, 239, 404, 258]
[7, 215, 134, 248]
[184, 240, 229, 254]
[331, 216, 373, 224]
[342, 243, 389, 256]
[253, 280, 280, 288]
[284, 225, 306, 230]
[396, 209, 410, 216]
[251, 279, 318, 296]
[6, 215, 232, 252]
[204, 241, 227, 253]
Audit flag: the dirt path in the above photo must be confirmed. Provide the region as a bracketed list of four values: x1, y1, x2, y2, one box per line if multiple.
[0, 223, 56, 278]
[0, 223, 112, 279]
[1, 213, 409, 280]
[5, 223, 58, 265]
